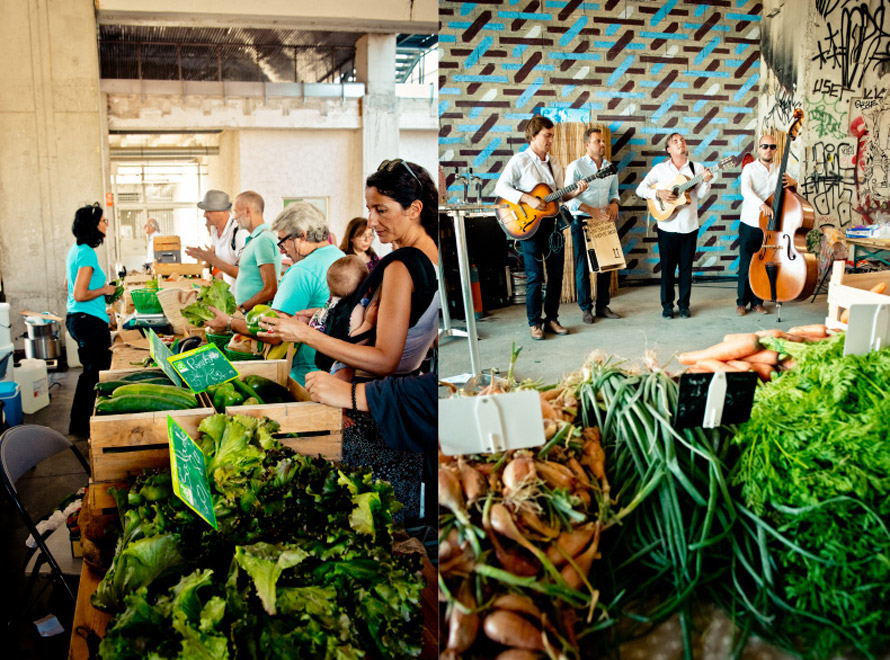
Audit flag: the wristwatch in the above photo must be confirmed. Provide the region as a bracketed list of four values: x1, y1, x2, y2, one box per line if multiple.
[226, 316, 233, 333]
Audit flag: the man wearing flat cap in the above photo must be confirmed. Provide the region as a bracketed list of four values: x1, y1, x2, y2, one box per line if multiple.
[185, 189, 247, 287]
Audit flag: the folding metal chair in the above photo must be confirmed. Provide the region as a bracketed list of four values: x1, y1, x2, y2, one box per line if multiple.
[0, 425, 91, 607]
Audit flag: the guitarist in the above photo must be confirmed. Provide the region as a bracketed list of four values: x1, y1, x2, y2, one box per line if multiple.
[565, 126, 622, 325]
[494, 116, 588, 340]
[635, 133, 713, 319]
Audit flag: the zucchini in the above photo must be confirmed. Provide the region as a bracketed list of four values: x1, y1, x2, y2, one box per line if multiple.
[96, 378, 170, 395]
[110, 384, 197, 408]
[96, 394, 194, 415]
[120, 370, 169, 383]
[242, 375, 292, 403]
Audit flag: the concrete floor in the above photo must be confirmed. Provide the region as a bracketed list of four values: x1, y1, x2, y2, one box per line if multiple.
[440, 279, 831, 383]
[1, 365, 87, 659]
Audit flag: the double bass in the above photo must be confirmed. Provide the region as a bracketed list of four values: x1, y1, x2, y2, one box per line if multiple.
[748, 109, 817, 320]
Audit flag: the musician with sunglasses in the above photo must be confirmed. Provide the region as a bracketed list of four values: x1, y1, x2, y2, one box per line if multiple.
[737, 135, 798, 316]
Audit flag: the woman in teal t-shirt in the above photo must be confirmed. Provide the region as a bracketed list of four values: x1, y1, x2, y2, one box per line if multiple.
[65, 203, 116, 436]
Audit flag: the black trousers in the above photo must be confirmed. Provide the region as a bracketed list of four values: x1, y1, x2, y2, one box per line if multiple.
[519, 218, 565, 326]
[656, 227, 698, 311]
[65, 312, 111, 434]
[570, 216, 611, 312]
[737, 223, 764, 307]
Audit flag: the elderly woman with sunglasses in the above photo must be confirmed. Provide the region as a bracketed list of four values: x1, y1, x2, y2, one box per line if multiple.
[204, 201, 344, 385]
[259, 159, 438, 523]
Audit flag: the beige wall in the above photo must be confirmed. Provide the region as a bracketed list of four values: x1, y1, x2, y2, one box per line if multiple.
[0, 0, 105, 340]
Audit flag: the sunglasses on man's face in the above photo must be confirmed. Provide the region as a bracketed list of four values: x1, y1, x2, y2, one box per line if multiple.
[760, 144, 778, 150]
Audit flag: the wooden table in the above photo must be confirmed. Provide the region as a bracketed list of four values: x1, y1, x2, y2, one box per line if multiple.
[68, 564, 111, 660]
[109, 343, 150, 370]
[847, 237, 890, 268]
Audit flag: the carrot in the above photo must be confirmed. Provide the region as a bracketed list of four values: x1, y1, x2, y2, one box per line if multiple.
[840, 308, 850, 324]
[870, 282, 887, 294]
[748, 362, 776, 382]
[788, 324, 828, 338]
[677, 334, 761, 365]
[741, 349, 780, 365]
[727, 360, 753, 371]
[755, 328, 784, 338]
[685, 366, 710, 373]
[695, 359, 744, 372]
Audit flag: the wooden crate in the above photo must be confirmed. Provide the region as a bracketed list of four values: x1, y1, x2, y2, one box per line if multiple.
[88, 368, 214, 513]
[826, 260, 890, 330]
[154, 262, 205, 277]
[225, 360, 343, 460]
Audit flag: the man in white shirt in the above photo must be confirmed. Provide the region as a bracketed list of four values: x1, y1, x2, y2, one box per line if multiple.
[494, 116, 587, 340]
[144, 218, 159, 267]
[737, 135, 798, 315]
[565, 127, 622, 324]
[635, 133, 713, 319]
[185, 189, 247, 288]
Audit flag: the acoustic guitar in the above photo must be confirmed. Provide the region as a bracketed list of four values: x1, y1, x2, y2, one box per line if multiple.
[646, 156, 737, 221]
[495, 164, 618, 240]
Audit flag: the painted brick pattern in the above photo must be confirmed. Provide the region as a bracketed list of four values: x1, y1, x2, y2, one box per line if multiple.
[440, 0, 762, 279]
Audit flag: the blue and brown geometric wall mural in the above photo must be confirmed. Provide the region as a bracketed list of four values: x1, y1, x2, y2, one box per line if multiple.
[439, 0, 763, 280]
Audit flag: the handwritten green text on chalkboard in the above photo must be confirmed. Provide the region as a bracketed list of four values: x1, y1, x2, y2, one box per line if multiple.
[147, 329, 183, 387]
[168, 343, 239, 393]
[167, 416, 217, 529]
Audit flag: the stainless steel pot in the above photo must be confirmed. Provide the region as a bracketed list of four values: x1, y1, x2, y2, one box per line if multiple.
[25, 318, 60, 339]
[25, 336, 61, 359]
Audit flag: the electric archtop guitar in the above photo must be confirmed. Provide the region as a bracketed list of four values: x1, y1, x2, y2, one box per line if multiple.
[646, 156, 738, 222]
[496, 163, 618, 240]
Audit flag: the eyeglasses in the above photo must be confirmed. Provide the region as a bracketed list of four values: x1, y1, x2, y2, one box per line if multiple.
[760, 144, 778, 150]
[277, 234, 296, 249]
[377, 158, 421, 185]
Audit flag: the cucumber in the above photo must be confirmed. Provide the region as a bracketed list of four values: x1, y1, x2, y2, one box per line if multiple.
[96, 378, 170, 395]
[242, 375, 292, 403]
[110, 384, 197, 407]
[96, 394, 194, 415]
[120, 370, 169, 383]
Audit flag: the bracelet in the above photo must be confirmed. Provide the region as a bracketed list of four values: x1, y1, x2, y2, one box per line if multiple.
[351, 381, 358, 412]
[226, 316, 232, 333]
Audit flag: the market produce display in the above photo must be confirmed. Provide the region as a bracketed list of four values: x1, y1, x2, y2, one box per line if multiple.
[94, 370, 200, 414]
[441, 329, 890, 660]
[182, 280, 236, 327]
[205, 375, 294, 412]
[92, 413, 425, 659]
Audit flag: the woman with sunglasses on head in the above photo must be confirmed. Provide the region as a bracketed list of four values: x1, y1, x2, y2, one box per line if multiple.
[204, 201, 344, 385]
[340, 217, 380, 271]
[260, 159, 438, 522]
[65, 203, 118, 436]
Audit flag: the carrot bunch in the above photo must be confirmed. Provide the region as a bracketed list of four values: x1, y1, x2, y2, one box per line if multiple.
[678, 324, 832, 382]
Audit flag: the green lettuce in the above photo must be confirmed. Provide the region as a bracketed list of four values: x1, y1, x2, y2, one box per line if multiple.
[182, 280, 236, 327]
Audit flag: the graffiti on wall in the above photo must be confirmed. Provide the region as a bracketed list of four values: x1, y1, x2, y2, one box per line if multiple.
[851, 95, 890, 222]
[810, 2, 890, 92]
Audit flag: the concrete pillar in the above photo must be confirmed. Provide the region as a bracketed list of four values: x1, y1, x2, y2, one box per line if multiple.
[355, 34, 399, 183]
[0, 0, 105, 339]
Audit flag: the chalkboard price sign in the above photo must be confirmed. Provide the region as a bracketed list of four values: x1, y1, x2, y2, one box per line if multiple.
[147, 329, 183, 388]
[168, 343, 239, 393]
[167, 416, 217, 529]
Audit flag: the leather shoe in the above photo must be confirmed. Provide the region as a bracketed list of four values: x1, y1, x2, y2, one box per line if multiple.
[582, 310, 595, 324]
[736, 305, 747, 316]
[662, 308, 674, 319]
[678, 307, 691, 318]
[751, 304, 769, 315]
[530, 324, 544, 340]
[597, 306, 621, 319]
[545, 319, 569, 335]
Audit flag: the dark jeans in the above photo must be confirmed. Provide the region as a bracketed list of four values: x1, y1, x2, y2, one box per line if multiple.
[570, 216, 612, 312]
[519, 218, 565, 326]
[66, 312, 111, 434]
[656, 227, 698, 311]
[737, 223, 764, 307]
